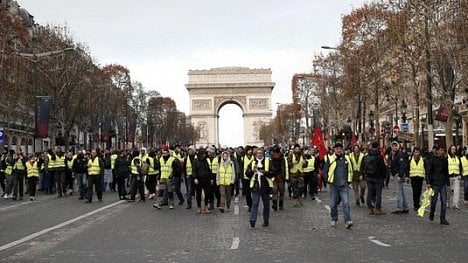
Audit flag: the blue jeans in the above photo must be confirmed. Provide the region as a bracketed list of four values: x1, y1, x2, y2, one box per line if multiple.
[430, 185, 447, 220]
[396, 179, 408, 210]
[174, 176, 184, 203]
[76, 173, 87, 198]
[185, 177, 194, 207]
[464, 176, 468, 201]
[250, 189, 270, 223]
[330, 185, 351, 223]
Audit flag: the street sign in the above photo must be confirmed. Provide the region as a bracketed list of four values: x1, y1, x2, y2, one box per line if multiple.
[402, 123, 409, 132]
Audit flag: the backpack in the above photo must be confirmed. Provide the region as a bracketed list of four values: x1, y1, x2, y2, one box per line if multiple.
[362, 155, 379, 175]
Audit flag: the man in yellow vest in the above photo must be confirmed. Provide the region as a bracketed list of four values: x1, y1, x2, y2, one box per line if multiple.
[447, 145, 462, 210]
[54, 147, 67, 198]
[217, 151, 236, 212]
[183, 145, 197, 209]
[207, 146, 220, 209]
[288, 144, 305, 206]
[85, 149, 104, 203]
[246, 148, 274, 227]
[145, 149, 160, 200]
[26, 154, 40, 201]
[110, 150, 118, 191]
[324, 143, 354, 228]
[1, 146, 8, 198]
[2, 148, 14, 199]
[303, 148, 318, 201]
[153, 145, 180, 209]
[350, 145, 366, 207]
[12, 149, 27, 201]
[407, 147, 427, 211]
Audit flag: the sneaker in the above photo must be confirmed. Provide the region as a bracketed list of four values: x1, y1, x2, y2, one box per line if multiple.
[30, 197, 35, 201]
[153, 203, 161, 209]
[401, 209, 409, 214]
[169, 205, 174, 209]
[3, 194, 8, 199]
[148, 193, 156, 200]
[453, 206, 460, 210]
[262, 221, 269, 227]
[250, 221, 256, 228]
[330, 221, 337, 227]
[345, 221, 354, 229]
[440, 219, 450, 225]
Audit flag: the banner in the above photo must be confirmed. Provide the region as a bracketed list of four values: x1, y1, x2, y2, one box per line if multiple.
[311, 125, 327, 160]
[36, 96, 51, 138]
[0, 127, 4, 146]
[435, 105, 448, 122]
[101, 115, 112, 142]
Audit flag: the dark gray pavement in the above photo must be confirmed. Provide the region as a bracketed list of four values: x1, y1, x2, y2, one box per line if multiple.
[1, 179, 467, 263]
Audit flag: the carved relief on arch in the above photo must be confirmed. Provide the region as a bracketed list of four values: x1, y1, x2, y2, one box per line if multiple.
[214, 96, 246, 112]
[192, 99, 212, 111]
[249, 98, 269, 109]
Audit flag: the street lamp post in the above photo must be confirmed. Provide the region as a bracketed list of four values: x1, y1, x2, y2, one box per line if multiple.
[454, 112, 462, 146]
[421, 117, 426, 148]
[368, 110, 375, 142]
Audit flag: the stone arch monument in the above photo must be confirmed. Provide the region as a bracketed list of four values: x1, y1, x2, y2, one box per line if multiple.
[186, 67, 275, 146]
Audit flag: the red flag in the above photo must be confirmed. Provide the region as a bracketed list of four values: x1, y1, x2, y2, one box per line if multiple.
[312, 126, 327, 160]
[351, 131, 358, 145]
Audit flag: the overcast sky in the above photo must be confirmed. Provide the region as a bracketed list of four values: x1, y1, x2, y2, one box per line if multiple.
[19, 0, 367, 146]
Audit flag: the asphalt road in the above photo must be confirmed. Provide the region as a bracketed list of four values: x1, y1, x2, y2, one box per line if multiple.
[1, 179, 467, 263]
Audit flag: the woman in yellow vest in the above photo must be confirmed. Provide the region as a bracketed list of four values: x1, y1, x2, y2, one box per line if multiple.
[407, 147, 426, 211]
[26, 154, 40, 201]
[447, 145, 462, 209]
[86, 150, 104, 203]
[246, 148, 274, 228]
[217, 151, 236, 212]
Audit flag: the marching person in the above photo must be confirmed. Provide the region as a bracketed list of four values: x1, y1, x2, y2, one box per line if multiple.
[461, 151, 468, 206]
[184, 145, 197, 209]
[86, 149, 104, 203]
[427, 145, 450, 225]
[242, 146, 255, 212]
[350, 145, 366, 206]
[72, 150, 88, 200]
[324, 143, 354, 228]
[303, 148, 318, 200]
[1, 146, 8, 197]
[12, 149, 27, 201]
[146, 149, 160, 200]
[407, 147, 427, 211]
[26, 154, 39, 201]
[192, 148, 213, 214]
[288, 144, 305, 206]
[270, 146, 288, 211]
[114, 150, 129, 200]
[129, 150, 145, 202]
[388, 141, 409, 214]
[217, 151, 236, 212]
[153, 145, 180, 210]
[54, 147, 67, 197]
[362, 141, 386, 215]
[447, 145, 462, 210]
[207, 146, 220, 209]
[246, 148, 273, 228]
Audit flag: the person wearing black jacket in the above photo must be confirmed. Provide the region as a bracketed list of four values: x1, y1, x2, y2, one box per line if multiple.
[72, 151, 88, 200]
[114, 150, 129, 200]
[362, 141, 387, 216]
[192, 148, 213, 214]
[388, 141, 409, 214]
[427, 145, 450, 225]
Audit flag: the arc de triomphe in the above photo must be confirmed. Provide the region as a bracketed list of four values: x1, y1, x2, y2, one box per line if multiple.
[186, 67, 275, 147]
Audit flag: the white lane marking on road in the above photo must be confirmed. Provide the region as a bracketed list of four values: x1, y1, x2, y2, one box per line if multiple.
[368, 236, 392, 247]
[324, 205, 331, 212]
[0, 201, 32, 212]
[234, 197, 239, 216]
[230, 237, 240, 250]
[0, 200, 125, 252]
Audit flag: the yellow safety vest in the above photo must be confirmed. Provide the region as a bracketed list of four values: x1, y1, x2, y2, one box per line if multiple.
[350, 152, 364, 172]
[111, 154, 118, 170]
[56, 155, 66, 169]
[218, 162, 233, 186]
[303, 156, 315, 173]
[26, 161, 39, 177]
[186, 155, 195, 177]
[173, 152, 183, 162]
[409, 157, 425, 178]
[460, 156, 468, 176]
[243, 155, 254, 179]
[131, 157, 141, 175]
[14, 159, 26, 171]
[249, 158, 273, 188]
[47, 154, 57, 169]
[160, 156, 175, 179]
[327, 155, 353, 184]
[88, 157, 101, 175]
[208, 156, 219, 175]
[289, 154, 304, 173]
[284, 156, 290, 180]
[147, 156, 159, 175]
[448, 156, 460, 175]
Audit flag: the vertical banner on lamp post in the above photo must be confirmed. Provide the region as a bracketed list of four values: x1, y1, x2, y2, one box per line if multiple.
[36, 96, 51, 138]
[0, 127, 4, 147]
